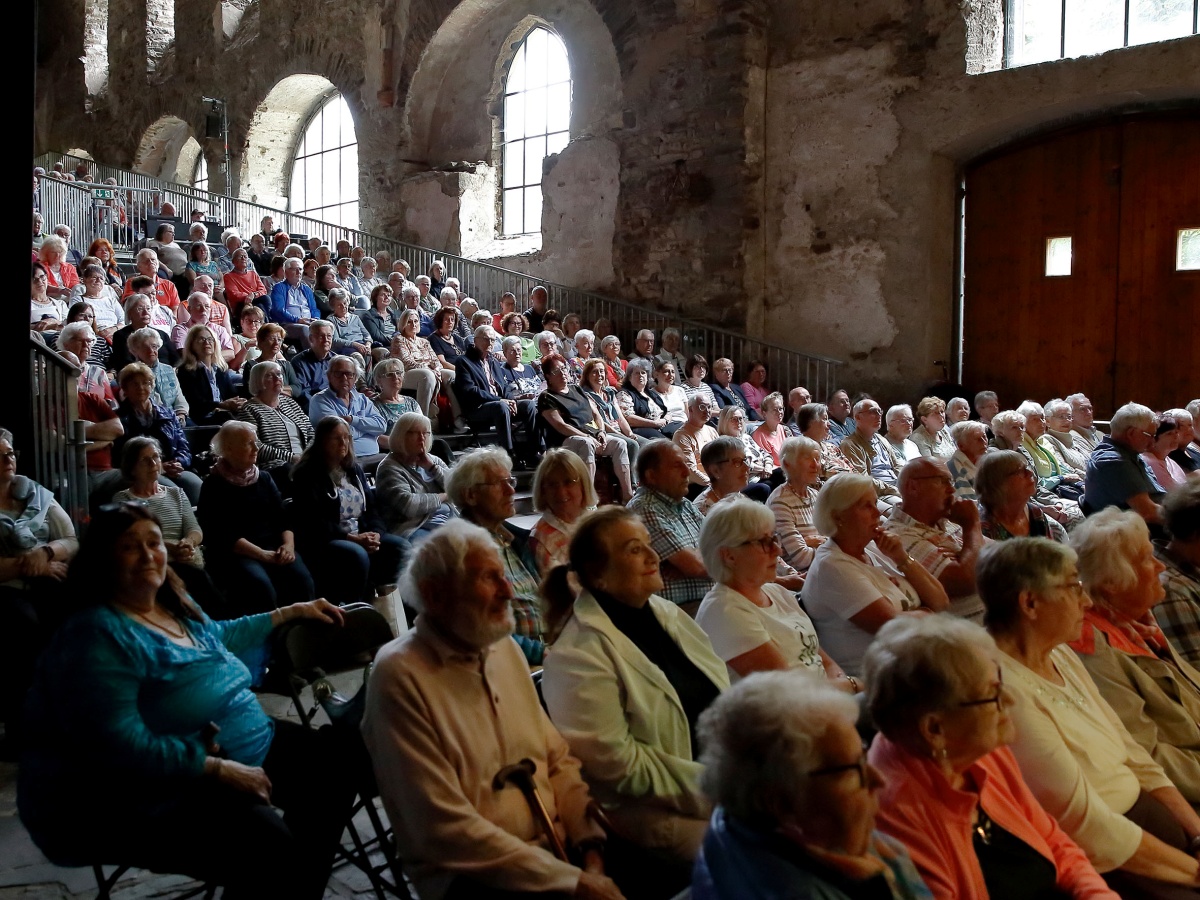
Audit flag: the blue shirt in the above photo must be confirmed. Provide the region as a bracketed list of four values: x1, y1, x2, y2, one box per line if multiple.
[292, 349, 333, 400]
[1084, 435, 1165, 512]
[309, 388, 388, 457]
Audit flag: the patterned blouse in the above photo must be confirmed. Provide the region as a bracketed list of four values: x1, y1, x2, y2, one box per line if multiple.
[393, 334, 439, 371]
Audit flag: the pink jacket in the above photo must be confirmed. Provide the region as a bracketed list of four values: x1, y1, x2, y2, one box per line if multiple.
[869, 735, 1117, 900]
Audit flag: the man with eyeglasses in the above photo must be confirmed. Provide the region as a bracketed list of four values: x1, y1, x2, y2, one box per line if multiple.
[883, 457, 987, 623]
[673, 395, 719, 491]
[839, 399, 902, 509]
[1084, 402, 1166, 527]
[308, 356, 388, 461]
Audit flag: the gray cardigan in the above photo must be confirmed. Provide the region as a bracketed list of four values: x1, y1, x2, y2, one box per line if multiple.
[375, 454, 450, 536]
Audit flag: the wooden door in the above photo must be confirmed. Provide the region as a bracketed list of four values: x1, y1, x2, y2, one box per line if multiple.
[962, 114, 1200, 418]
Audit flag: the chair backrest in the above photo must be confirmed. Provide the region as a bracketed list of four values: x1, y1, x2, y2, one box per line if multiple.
[276, 602, 394, 682]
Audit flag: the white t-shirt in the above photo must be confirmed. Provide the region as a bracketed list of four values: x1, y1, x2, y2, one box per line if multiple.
[801, 539, 919, 677]
[697, 582, 824, 682]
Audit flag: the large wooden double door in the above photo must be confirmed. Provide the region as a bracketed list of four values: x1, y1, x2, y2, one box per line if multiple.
[962, 113, 1199, 418]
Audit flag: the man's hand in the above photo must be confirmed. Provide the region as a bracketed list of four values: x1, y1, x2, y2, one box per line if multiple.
[947, 498, 980, 529]
[574, 871, 624, 900]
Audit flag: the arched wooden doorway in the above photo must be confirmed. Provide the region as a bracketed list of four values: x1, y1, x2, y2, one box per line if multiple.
[961, 113, 1199, 417]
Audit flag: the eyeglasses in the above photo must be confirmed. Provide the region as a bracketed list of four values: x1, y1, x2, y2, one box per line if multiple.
[480, 476, 517, 490]
[958, 667, 1004, 712]
[808, 746, 871, 789]
[714, 455, 748, 467]
[0, 450, 19, 462]
[737, 534, 780, 552]
[1051, 578, 1087, 597]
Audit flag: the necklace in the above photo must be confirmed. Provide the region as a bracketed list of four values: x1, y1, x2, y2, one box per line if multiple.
[131, 607, 189, 640]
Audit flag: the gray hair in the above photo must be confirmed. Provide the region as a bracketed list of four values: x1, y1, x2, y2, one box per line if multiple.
[501, 335, 523, 352]
[248, 360, 282, 396]
[136, 247, 158, 265]
[445, 446, 512, 509]
[370, 357, 404, 386]
[636, 328, 654, 341]
[574, 329, 595, 346]
[599, 334, 621, 352]
[976, 537, 1077, 633]
[1072, 507, 1152, 597]
[1188, 399, 1200, 421]
[400, 519, 497, 615]
[1110, 402, 1156, 436]
[990, 410, 1026, 436]
[851, 398, 879, 417]
[697, 673, 859, 826]
[949, 419, 987, 447]
[780, 435, 820, 468]
[532, 448, 597, 512]
[327, 287, 349, 306]
[415, 275, 431, 287]
[885, 404, 913, 427]
[662, 327, 680, 341]
[1043, 398, 1071, 419]
[716, 405, 747, 436]
[128, 326, 162, 353]
[686, 392, 709, 412]
[813, 473, 876, 537]
[283, 256, 304, 271]
[439, 287, 458, 304]
[1165, 408, 1194, 427]
[401, 285, 421, 303]
[1066, 393, 1090, 407]
[1016, 400, 1045, 419]
[974, 390, 998, 410]
[307, 318, 333, 335]
[40, 235, 67, 256]
[58, 321, 94, 346]
[459, 297, 479, 316]
[210, 419, 257, 458]
[535, 331, 558, 352]
[119, 435, 162, 481]
[973, 449, 1028, 510]
[284, 243, 305, 258]
[397, 308, 421, 332]
[123, 293, 151, 319]
[388, 412, 433, 456]
[699, 495, 774, 582]
[863, 615, 998, 739]
[474, 323, 498, 342]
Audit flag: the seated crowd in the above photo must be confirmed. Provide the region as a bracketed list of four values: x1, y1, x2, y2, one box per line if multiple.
[12, 200, 1200, 899]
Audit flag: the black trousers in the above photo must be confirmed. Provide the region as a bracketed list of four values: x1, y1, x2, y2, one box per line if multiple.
[1103, 791, 1196, 900]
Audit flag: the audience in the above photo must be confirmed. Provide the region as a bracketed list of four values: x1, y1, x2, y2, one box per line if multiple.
[617, 360, 671, 440]
[749, 392, 787, 468]
[652, 359, 689, 437]
[657, 328, 687, 374]
[529, 448, 596, 575]
[825, 389, 854, 443]
[708, 357, 760, 422]
[1144, 414, 1190, 491]
[392, 308, 453, 424]
[975, 449, 1068, 543]
[627, 328, 655, 363]
[308, 355, 388, 460]
[946, 396, 971, 424]
[1069, 392, 1106, 453]
[693, 436, 770, 514]
[369, 358, 422, 431]
[176, 325, 244, 424]
[1086, 402, 1167, 526]
[738, 361, 769, 413]
[994, 409, 1084, 529]
[236, 360, 314, 484]
[114, 363, 201, 503]
[674, 394, 719, 488]
[581, 358, 644, 472]
[715, 406, 774, 484]
[291, 319, 337, 405]
[1043, 397, 1091, 472]
[1018, 399, 1084, 500]
[794, 401, 853, 481]
[456, 325, 537, 462]
[838, 398, 902, 507]
[374, 413, 453, 544]
[268, 257, 320, 346]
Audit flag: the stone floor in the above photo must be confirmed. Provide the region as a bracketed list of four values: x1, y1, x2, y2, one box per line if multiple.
[0, 672, 404, 899]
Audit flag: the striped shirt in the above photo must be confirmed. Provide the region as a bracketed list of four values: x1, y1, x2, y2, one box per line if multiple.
[113, 484, 204, 567]
[767, 482, 821, 571]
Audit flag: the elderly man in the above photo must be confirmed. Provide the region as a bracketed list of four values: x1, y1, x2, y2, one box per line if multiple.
[292, 320, 337, 404]
[826, 389, 855, 443]
[1084, 401, 1166, 525]
[627, 440, 713, 614]
[58, 322, 115, 405]
[838, 399, 901, 507]
[110, 293, 179, 370]
[673, 395, 718, 488]
[785, 386, 812, 435]
[456, 326, 538, 462]
[1067, 392, 1105, 453]
[523, 285, 549, 333]
[122, 248, 181, 314]
[446, 448, 547, 665]
[268, 256, 320, 347]
[414, 275, 438, 315]
[188, 272, 230, 330]
[308, 355, 388, 459]
[361, 521, 619, 900]
[883, 457, 987, 623]
[626, 329, 655, 363]
[708, 358, 759, 422]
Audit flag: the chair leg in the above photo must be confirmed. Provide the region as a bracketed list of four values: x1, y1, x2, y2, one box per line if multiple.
[93, 864, 129, 900]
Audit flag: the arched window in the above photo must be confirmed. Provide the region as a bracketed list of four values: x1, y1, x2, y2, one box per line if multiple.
[501, 26, 571, 237]
[289, 92, 359, 229]
[192, 155, 209, 193]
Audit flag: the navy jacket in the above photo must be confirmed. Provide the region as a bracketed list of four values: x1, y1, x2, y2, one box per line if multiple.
[113, 400, 191, 467]
[176, 364, 239, 425]
[710, 381, 761, 422]
[454, 347, 508, 416]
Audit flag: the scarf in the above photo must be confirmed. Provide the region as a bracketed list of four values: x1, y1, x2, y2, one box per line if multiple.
[213, 456, 260, 487]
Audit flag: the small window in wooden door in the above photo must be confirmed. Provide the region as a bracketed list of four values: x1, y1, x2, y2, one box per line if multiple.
[1045, 236, 1073, 276]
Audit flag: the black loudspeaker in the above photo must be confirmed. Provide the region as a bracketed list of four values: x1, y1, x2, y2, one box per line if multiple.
[205, 113, 222, 139]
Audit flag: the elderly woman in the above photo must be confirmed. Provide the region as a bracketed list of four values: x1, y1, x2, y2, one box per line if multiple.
[716, 406, 774, 483]
[148, 222, 188, 277]
[598, 334, 627, 387]
[369, 358, 421, 431]
[1018, 400, 1085, 500]
[289, 417, 408, 605]
[580, 358, 645, 467]
[656, 327, 688, 375]
[566, 328, 596, 384]
[751, 391, 787, 468]
[37, 236, 79, 300]
[235, 360, 314, 484]
[617, 360, 671, 440]
[1043, 398, 1091, 473]
[947, 419, 990, 501]
[767, 436, 826, 572]
[911, 397, 955, 459]
[173, 291, 240, 368]
[979, 539, 1200, 896]
[375, 413, 453, 543]
[18, 504, 353, 897]
[428, 307, 467, 368]
[1155, 483, 1200, 668]
[242, 322, 300, 398]
[363, 284, 401, 347]
[324, 288, 374, 363]
[946, 397, 971, 424]
[176, 324, 245, 424]
[392, 308, 451, 422]
[114, 363, 202, 503]
[75, 264, 125, 336]
[993, 411, 1084, 528]
[541, 506, 730, 863]
[694, 674, 931, 900]
[697, 497, 854, 689]
[653, 359, 690, 436]
[222, 247, 268, 317]
[795, 402, 853, 482]
[110, 293, 178, 370]
[528, 449, 596, 576]
[539, 353, 634, 502]
[500, 311, 536, 364]
[864, 615, 1117, 900]
[1144, 416, 1190, 491]
[975, 450, 1068, 543]
[801, 473, 950, 677]
[30, 262, 68, 330]
[1070, 508, 1200, 803]
[739, 360, 769, 412]
[885, 404, 922, 462]
[682, 355, 718, 410]
[62, 304, 109, 371]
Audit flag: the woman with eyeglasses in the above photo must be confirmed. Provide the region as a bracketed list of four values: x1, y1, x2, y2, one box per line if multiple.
[693, 673, 931, 900]
[715, 406, 773, 484]
[865, 614, 1117, 900]
[375, 412, 453, 544]
[65, 302, 111, 368]
[696, 497, 855, 690]
[528, 449, 596, 575]
[975, 450, 1068, 544]
[176, 325, 245, 425]
[30, 262, 68, 332]
[992, 412, 1082, 530]
[795, 401, 854, 483]
[980, 538, 1200, 896]
[75, 264, 125, 338]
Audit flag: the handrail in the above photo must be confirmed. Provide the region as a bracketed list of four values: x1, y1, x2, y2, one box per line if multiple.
[36, 151, 843, 398]
[28, 337, 89, 533]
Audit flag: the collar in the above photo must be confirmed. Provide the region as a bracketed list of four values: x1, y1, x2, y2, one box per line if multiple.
[414, 614, 491, 666]
[1070, 608, 1164, 659]
[888, 504, 946, 534]
[636, 486, 686, 509]
[871, 733, 991, 819]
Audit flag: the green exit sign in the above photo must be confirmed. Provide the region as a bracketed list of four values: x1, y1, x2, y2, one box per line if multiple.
[91, 188, 115, 200]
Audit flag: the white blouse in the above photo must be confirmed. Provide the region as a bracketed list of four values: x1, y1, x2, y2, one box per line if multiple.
[696, 582, 823, 682]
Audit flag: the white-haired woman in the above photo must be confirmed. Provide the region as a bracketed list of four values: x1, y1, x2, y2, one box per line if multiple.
[656, 327, 687, 375]
[750, 391, 787, 468]
[911, 397, 955, 459]
[884, 404, 921, 462]
[375, 413, 453, 543]
[716, 406, 774, 483]
[235, 360, 314, 485]
[326, 288, 375, 364]
[528, 448, 597, 575]
[617, 360, 671, 440]
[980, 539, 1200, 896]
[801, 473, 950, 678]
[176, 324, 245, 424]
[1044, 398, 1091, 473]
[994, 410, 1083, 528]
[794, 402, 853, 482]
[693, 674, 930, 899]
[1018, 400, 1084, 500]
[975, 450, 1068, 543]
[697, 497, 855, 689]
[946, 397, 971, 424]
[864, 615, 1116, 900]
[566, 328, 596, 385]
[767, 436, 825, 572]
[947, 419, 989, 501]
[1071, 509, 1200, 803]
[392, 307, 452, 423]
[597, 334, 626, 387]
[369, 358, 422, 432]
[37, 236, 79, 300]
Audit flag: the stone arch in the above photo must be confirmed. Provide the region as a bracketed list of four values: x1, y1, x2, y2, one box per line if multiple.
[240, 74, 348, 210]
[133, 116, 197, 182]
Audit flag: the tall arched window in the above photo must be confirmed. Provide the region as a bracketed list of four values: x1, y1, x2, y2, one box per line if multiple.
[501, 27, 571, 236]
[289, 92, 359, 228]
[192, 155, 209, 193]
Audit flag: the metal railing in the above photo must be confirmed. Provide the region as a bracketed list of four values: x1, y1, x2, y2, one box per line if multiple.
[28, 338, 88, 533]
[35, 151, 843, 398]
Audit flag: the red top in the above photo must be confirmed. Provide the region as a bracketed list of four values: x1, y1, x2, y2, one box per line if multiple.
[123, 275, 180, 311]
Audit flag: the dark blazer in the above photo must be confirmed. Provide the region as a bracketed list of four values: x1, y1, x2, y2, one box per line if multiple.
[710, 380, 761, 422]
[113, 400, 192, 467]
[288, 462, 386, 547]
[176, 364, 239, 424]
[110, 326, 178, 371]
[454, 347, 508, 416]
